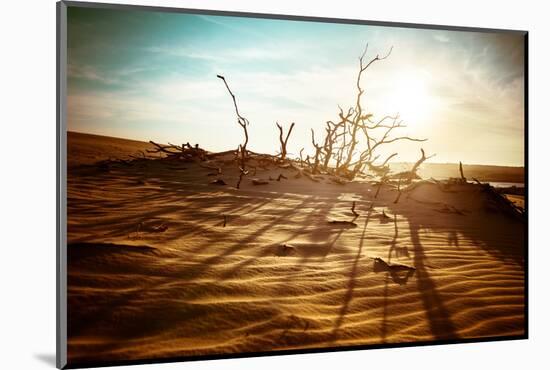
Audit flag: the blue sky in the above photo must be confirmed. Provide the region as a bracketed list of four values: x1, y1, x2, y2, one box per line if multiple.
[67, 6, 525, 166]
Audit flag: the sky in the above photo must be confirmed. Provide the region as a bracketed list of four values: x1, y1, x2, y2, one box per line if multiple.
[66, 6, 525, 166]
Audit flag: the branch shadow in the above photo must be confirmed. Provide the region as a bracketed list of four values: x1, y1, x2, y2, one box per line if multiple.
[407, 218, 458, 340]
[329, 208, 373, 341]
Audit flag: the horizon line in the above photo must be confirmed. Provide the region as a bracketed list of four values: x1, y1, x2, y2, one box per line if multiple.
[67, 130, 526, 169]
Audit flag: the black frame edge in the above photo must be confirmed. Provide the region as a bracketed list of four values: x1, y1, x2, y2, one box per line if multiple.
[57, 1, 68, 369]
[523, 32, 530, 339]
[62, 0, 528, 35]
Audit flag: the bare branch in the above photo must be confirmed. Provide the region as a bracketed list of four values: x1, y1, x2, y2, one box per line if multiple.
[217, 74, 250, 169]
[459, 161, 467, 182]
[276, 122, 295, 161]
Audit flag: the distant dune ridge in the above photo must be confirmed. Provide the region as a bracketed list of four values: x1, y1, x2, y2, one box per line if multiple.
[68, 132, 524, 183]
[66, 132, 525, 365]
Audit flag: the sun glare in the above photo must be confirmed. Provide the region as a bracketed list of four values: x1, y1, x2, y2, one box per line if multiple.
[387, 73, 434, 127]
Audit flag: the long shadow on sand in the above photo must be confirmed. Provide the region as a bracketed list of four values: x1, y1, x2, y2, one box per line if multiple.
[408, 219, 458, 340]
[329, 208, 373, 341]
[382, 184, 524, 341]
[67, 162, 525, 354]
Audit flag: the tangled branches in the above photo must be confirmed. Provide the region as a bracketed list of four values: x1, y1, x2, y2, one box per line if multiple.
[147, 141, 206, 160]
[213, 44, 431, 185]
[306, 44, 428, 180]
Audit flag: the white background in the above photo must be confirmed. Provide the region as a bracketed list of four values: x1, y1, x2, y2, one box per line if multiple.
[1, 0, 548, 369]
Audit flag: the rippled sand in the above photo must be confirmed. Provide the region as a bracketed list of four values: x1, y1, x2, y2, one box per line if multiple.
[66, 132, 525, 366]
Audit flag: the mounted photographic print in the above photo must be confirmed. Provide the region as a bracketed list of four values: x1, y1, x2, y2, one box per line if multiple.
[57, 1, 527, 368]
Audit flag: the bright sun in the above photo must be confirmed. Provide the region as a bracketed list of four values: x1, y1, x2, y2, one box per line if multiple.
[387, 73, 434, 127]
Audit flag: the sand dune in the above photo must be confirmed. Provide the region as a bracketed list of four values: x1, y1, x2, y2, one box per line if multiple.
[390, 162, 524, 184]
[66, 133, 525, 366]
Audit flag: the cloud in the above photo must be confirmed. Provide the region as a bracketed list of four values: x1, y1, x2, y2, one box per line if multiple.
[66, 10, 525, 166]
[68, 64, 119, 85]
[68, 64, 361, 155]
[434, 34, 450, 43]
[144, 45, 289, 64]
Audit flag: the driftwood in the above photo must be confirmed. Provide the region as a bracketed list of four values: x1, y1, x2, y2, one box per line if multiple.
[136, 45, 431, 187]
[147, 141, 181, 156]
[366, 153, 397, 178]
[150, 223, 168, 233]
[276, 122, 295, 161]
[299, 148, 305, 166]
[473, 178, 525, 220]
[147, 141, 206, 160]
[459, 161, 467, 183]
[410, 148, 433, 176]
[217, 74, 250, 169]
[276, 244, 296, 256]
[339, 46, 395, 172]
[210, 179, 227, 186]
[252, 179, 269, 186]
[296, 45, 428, 180]
[390, 148, 435, 183]
[236, 167, 248, 189]
[310, 129, 323, 174]
[374, 257, 415, 271]
[373, 257, 416, 285]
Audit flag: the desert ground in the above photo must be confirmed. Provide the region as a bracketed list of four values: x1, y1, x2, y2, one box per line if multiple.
[66, 131, 525, 365]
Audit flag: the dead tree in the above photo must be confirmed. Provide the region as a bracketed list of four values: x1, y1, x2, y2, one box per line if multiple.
[308, 44, 428, 180]
[410, 148, 433, 177]
[459, 161, 467, 183]
[310, 129, 323, 173]
[365, 152, 397, 178]
[320, 117, 348, 171]
[390, 148, 435, 183]
[236, 167, 248, 189]
[338, 45, 395, 173]
[217, 75, 249, 169]
[147, 141, 181, 156]
[276, 122, 295, 161]
[146, 141, 209, 162]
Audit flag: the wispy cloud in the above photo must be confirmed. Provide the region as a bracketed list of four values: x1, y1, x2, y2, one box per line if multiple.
[67, 8, 525, 166]
[68, 64, 119, 85]
[144, 45, 288, 63]
[434, 34, 450, 43]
